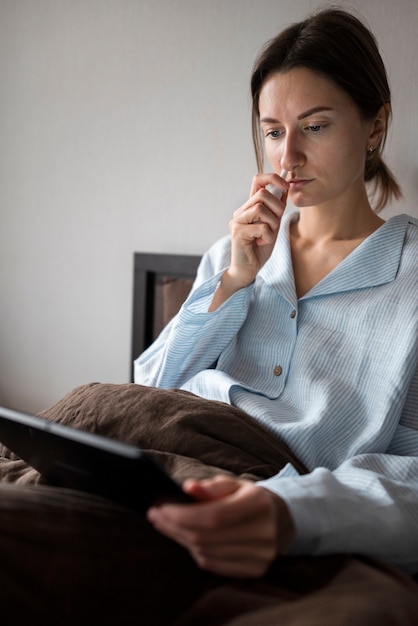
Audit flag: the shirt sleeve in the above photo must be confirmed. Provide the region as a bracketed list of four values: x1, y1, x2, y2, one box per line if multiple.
[133, 236, 254, 389]
[258, 362, 418, 574]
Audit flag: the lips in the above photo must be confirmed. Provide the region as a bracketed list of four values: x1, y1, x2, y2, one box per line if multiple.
[288, 179, 313, 190]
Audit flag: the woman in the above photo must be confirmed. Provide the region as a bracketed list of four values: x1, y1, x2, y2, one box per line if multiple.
[0, 7, 417, 626]
[135, 7, 418, 582]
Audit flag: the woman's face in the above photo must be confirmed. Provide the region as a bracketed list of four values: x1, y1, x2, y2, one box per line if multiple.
[258, 67, 379, 209]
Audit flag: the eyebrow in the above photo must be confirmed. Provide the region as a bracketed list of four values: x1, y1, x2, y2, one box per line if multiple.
[260, 106, 333, 123]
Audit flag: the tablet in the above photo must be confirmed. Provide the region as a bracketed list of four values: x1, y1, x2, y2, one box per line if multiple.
[0, 406, 194, 512]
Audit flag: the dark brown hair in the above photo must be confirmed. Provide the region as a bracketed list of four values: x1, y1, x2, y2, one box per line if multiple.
[251, 8, 401, 211]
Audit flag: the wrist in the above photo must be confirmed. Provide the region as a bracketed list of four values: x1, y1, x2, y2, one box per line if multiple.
[208, 268, 253, 312]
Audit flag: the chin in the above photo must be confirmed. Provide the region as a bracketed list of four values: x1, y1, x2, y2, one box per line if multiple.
[291, 197, 317, 208]
[290, 190, 330, 209]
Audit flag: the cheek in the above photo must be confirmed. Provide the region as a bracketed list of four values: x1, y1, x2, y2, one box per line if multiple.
[264, 143, 281, 168]
[330, 125, 369, 172]
[318, 137, 364, 176]
[330, 143, 366, 181]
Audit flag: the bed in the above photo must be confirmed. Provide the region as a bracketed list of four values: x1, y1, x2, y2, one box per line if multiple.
[130, 251, 201, 380]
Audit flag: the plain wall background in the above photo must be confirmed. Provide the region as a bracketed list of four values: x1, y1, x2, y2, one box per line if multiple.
[1, 0, 417, 412]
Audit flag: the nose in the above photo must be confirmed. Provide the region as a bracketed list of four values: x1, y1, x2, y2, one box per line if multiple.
[281, 130, 305, 172]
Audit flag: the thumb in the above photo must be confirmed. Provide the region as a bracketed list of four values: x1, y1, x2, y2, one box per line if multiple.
[183, 475, 242, 502]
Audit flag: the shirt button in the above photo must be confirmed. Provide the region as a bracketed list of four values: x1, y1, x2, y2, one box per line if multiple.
[273, 365, 283, 376]
[290, 309, 296, 318]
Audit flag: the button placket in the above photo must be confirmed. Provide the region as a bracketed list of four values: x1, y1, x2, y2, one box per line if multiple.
[266, 302, 296, 386]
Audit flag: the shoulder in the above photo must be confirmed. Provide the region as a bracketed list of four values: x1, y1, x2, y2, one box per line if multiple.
[389, 213, 418, 232]
[403, 214, 418, 234]
[384, 213, 418, 251]
[392, 215, 418, 293]
[402, 215, 418, 250]
[407, 216, 418, 244]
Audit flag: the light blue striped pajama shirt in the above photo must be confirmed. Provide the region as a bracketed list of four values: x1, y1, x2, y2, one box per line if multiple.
[134, 211, 418, 574]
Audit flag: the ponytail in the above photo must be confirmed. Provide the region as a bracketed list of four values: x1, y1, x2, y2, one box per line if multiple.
[365, 146, 402, 213]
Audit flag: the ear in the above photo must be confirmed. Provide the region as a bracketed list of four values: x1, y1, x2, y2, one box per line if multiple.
[367, 103, 390, 149]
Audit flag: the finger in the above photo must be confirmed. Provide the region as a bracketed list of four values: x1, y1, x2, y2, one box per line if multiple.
[187, 517, 278, 578]
[191, 550, 272, 578]
[243, 203, 282, 225]
[187, 515, 277, 551]
[235, 190, 285, 223]
[191, 533, 275, 565]
[149, 507, 276, 570]
[150, 481, 274, 536]
[230, 209, 281, 246]
[249, 172, 289, 197]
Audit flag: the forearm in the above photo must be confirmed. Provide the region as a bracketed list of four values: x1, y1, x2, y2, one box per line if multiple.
[134, 273, 253, 389]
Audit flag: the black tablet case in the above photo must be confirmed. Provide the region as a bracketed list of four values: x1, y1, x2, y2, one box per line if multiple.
[0, 406, 193, 512]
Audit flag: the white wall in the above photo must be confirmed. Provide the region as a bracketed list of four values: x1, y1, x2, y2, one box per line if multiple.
[1, 0, 417, 412]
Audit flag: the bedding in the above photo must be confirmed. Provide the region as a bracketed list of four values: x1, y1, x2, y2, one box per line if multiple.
[0, 251, 416, 624]
[0, 381, 416, 624]
[0, 382, 307, 485]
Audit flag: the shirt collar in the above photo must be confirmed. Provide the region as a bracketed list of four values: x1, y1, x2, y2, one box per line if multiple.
[259, 212, 411, 302]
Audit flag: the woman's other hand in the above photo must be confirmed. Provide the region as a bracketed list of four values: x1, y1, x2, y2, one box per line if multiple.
[146, 475, 295, 578]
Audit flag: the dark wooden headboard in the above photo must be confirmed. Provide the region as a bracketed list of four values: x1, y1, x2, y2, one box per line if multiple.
[131, 252, 201, 381]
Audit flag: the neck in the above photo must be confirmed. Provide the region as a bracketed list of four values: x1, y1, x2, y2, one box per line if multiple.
[294, 190, 385, 243]
[288, 190, 386, 299]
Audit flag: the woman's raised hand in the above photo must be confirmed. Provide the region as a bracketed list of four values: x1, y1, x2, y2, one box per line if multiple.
[209, 173, 288, 311]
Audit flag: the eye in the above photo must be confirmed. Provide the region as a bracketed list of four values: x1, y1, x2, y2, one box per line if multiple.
[306, 124, 326, 133]
[265, 129, 284, 140]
